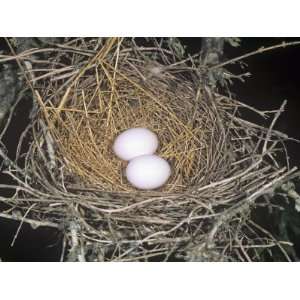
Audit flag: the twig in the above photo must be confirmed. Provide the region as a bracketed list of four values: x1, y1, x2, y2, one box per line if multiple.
[206, 167, 298, 248]
[10, 204, 35, 246]
[209, 40, 300, 70]
[262, 100, 287, 154]
[0, 211, 59, 230]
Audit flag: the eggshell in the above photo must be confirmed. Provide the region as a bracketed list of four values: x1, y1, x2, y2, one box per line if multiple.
[113, 128, 159, 161]
[126, 154, 171, 190]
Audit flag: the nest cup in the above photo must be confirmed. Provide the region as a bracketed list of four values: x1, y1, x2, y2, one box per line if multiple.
[4, 38, 295, 261]
[40, 40, 229, 194]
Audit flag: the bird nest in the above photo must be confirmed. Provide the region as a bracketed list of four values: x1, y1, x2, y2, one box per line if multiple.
[0, 38, 298, 261]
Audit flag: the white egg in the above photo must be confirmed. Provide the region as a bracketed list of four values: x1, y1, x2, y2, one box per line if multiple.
[113, 128, 159, 161]
[126, 154, 171, 190]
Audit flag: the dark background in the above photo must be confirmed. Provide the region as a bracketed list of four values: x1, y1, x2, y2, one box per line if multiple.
[0, 37, 300, 261]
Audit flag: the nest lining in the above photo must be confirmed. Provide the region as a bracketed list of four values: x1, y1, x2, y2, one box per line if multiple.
[0, 37, 297, 261]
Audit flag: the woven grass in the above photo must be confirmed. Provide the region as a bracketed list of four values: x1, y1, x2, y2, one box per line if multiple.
[0, 37, 298, 261]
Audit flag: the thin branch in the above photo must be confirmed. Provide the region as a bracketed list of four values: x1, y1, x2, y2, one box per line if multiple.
[209, 40, 300, 70]
[0, 212, 59, 229]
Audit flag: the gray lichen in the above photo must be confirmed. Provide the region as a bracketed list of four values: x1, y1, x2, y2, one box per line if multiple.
[0, 64, 19, 125]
